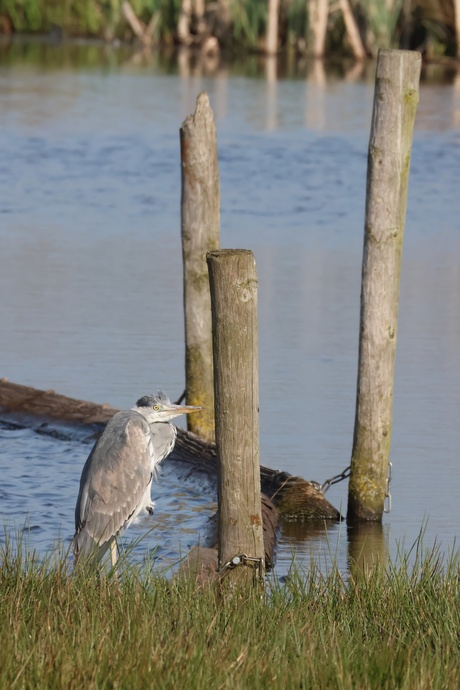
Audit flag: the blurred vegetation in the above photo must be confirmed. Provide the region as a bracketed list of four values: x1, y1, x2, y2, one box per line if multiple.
[0, 0, 458, 57]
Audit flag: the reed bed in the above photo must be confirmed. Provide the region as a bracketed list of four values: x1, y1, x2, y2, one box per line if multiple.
[1, 533, 460, 689]
[0, 0, 457, 57]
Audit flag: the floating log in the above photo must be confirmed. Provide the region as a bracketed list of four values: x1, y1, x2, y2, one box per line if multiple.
[0, 379, 340, 522]
[178, 492, 279, 584]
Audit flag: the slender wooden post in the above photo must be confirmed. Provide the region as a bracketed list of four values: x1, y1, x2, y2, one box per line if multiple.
[308, 0, 329, 57]
[180, 92, 220, 442]
[266, 0, 280, 55]
[454, 0, 460, 57]
[347, 50, 421, 523]
[177, 0, 192, 44]
[207, 250, 265, 586]
[339, 0, 366, 60]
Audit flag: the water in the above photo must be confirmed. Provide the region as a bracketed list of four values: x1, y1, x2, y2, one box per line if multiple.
[1, 42, 460, 576]
[0, 419, 217, 571]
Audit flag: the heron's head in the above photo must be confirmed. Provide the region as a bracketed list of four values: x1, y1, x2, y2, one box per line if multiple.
[133, 391, 201, 423]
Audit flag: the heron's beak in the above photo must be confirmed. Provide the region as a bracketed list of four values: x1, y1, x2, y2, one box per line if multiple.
[173, 405, 203, 414]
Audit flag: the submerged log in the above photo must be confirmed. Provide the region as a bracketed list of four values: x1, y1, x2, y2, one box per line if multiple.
[178, 490, 279, 584]
[0, 379, 340, 521]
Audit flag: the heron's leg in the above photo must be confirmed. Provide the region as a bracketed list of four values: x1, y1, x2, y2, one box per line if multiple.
[110, 539, 117, 569]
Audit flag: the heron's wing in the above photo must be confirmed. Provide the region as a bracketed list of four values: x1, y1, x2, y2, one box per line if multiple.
[73, 410, 154, 560]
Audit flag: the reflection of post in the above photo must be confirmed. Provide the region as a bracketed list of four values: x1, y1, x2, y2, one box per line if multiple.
[453, 71, 460, 128]
[347, 523, 389, 578]
[207, 250, 265, 587]
[347, 50, 422, 522]
[265, 56, 278, 130]
[180, 93, 220, 441]
[214, 68, 229, 121]
[305, 61, 326, 131]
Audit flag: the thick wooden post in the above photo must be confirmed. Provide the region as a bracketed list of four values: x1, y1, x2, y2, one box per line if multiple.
[347, 50, 421, 523]
[207, 250, 265, 586]
[180, 92, 220, 442]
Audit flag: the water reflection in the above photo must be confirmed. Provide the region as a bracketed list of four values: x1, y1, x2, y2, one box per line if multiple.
[347, 523, 389, 578]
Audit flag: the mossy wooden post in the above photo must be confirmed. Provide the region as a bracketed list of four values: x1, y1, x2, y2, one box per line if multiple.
[207, 249, 265, 587]
[180, 92, 220, 442]
[347, 50, 421, 523]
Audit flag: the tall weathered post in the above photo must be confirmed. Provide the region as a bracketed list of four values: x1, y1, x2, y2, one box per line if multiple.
[265, 0, 280, 55]
[207, 249, 265, 586]
[180, 92, 220, 442]
[347, 50, 421, 522]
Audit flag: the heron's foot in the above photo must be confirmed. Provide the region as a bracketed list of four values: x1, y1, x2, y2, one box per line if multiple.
[147, 502, 155, 516]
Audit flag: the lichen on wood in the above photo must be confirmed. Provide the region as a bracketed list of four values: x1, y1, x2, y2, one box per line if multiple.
[348, 50, 421, 523]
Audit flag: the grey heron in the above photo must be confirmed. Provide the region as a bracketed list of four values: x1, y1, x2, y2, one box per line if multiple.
[72, 391, 200, 568]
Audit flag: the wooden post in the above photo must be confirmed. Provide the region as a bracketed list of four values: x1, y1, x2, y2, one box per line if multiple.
[177, 0, 192, 44]
[180, 93, 220, 442]
[308, 0, 329, 57]
[347, 50, 421, 523]
[266, 0, 280, 55]
[454, 0, 460, 57]
[207, 250, 265, 586]
[339, 0, 366, 60]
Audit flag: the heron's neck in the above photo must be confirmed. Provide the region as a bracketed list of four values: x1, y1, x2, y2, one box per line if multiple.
[149, 420, 177, 463]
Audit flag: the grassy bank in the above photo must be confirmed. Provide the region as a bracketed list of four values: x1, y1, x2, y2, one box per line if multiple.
[1, 538, 460, 689]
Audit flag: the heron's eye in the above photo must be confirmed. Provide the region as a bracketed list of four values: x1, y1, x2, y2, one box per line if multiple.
[153, 405, 160, 411]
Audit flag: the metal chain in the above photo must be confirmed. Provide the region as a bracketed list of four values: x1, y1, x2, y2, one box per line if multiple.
[384, 461, 393, 513]
[219, 553, 265, 581]
[312, 461, 393, 513]
[311, 465, 351, 495]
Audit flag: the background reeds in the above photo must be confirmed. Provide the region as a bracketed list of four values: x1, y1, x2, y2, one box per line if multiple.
[0, 0, 458, 58]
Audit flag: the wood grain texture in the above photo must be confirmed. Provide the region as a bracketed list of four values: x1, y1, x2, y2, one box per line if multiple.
[180, 92, 220, 442]
[348, 50, 421, 522]
[207, 250, 265, 583]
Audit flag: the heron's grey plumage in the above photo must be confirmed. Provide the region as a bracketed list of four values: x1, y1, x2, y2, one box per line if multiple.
[72, 391, 200, 566]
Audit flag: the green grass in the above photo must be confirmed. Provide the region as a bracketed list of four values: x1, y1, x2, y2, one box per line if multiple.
[1, 535, 460, 689]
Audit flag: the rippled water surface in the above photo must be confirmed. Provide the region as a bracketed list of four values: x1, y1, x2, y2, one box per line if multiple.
[1, 44, 460, 576]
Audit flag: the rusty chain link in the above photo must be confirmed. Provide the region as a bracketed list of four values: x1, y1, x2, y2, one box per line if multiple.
[384, 461, 393, 513]
[311, 465, 351, 495]
[219, 553, 265, 580]
[312, 461, 393, 514]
